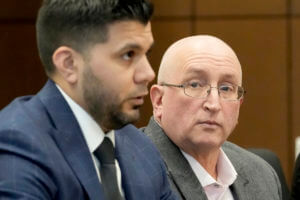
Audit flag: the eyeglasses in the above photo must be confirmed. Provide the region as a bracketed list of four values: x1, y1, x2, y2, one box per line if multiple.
[160, 82, 245, 101]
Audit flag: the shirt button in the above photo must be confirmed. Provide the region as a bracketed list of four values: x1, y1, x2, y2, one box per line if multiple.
[213, 184, 220, 188]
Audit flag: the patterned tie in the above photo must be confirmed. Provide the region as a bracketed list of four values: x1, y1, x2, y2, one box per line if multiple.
[94, 137, 124, 200]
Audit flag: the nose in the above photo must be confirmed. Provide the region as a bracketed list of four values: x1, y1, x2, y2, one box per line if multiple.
[134, 56, 155, 84]
[203, 87, 221, 112]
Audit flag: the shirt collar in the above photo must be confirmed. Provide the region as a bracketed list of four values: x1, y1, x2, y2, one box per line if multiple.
[56, 84, 115, 154]
[182, 148, 237, 187]
[217, 148, 237, 186]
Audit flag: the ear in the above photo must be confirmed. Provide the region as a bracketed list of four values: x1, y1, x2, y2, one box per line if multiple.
[150, 84, 164, 121]
[52, 46, 82, 84]
[239, 97, 244, 105]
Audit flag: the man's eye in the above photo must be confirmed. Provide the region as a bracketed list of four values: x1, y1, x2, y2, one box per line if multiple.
[189, 82, 201, 88]
[220, 85, 234, 92]
[122, 51, 135, 61]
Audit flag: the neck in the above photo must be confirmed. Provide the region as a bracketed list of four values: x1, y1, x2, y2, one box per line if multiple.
[184, 147, 220, 180]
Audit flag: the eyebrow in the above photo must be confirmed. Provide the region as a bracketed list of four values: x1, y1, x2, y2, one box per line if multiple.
[220, 74, 236, 80]
[118, 41, 154, 53]
[147, 42, 154, 55]
[118, 43, 142, 52]
[181, 69, 206, 82]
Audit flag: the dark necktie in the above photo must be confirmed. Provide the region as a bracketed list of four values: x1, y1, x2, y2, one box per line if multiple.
[94, 137, 124, 200]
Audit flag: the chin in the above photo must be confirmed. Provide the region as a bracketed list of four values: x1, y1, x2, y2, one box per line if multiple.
[128, 110, 140, 122]
[120, 108, 140, 124]
[193, 136, 223, 148]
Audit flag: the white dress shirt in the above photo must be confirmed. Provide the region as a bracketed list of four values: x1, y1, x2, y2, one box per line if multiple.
[182, 149, 237, 200]
[56, 85, 123, 194]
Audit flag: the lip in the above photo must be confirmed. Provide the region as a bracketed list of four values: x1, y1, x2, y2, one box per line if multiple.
[131, 96, 144, 105]
[198, 120, 221, 127]
[130, 93, 148, 105]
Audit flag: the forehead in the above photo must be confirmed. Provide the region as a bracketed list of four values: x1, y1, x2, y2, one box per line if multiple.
[84, 20, 153, 60]
[171, 44, 242, 84]
[182, 53, 240, 79]
[105, 20, 153, 50]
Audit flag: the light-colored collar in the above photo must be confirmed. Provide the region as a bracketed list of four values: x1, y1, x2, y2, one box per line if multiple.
[182, 148, 237, 187]
[56, 84, 115, 153]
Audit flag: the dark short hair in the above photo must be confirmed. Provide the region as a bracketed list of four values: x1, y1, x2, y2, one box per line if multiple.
[36, 0, 154, 76]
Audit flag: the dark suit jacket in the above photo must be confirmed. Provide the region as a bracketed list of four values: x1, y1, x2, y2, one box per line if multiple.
[0, 80, 177, 200]
[291, 153, 300, 200]
[142, 117, 282, 200]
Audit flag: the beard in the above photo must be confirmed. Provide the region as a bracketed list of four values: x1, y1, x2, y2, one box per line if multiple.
[82, 66, 140, 131]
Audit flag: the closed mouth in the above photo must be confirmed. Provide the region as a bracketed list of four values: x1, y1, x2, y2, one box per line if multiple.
[199, 121, 221, 127]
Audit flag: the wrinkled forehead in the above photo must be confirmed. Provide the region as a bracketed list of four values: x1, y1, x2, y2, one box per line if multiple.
[158, 36, 242, 84]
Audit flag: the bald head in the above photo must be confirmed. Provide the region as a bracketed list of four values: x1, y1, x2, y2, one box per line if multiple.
[157, 35, 242, 84]
[151, 35, 243, 157]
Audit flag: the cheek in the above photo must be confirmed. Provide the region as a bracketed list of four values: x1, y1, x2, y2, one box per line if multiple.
[89, 58, 134, 91]
[162, 94, 194, 122]
[160, 96, 197, 140]
[104, 72, 133, 100]
[223, 104, 240, 133]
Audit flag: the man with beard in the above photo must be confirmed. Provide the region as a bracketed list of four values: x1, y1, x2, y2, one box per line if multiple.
[0, 0, 178, 200]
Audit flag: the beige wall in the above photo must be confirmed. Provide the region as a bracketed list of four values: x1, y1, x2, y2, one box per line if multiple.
[0, 0, 298, 186]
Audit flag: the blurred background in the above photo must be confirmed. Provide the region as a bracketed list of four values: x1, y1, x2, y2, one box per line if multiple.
[0, 0, 299, 186]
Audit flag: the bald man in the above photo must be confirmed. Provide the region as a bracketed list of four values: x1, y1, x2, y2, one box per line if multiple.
[142, 35, 282, 200]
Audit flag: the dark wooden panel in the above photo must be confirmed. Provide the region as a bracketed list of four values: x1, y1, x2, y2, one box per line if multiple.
[195, 0, 286, 15]
[152, 0, 192, 17]
[195, 19, 290, 181]
[0, 1, 41, 20]
[291, 0, 300, 15]
[292, 19, 300, 146]
[0, 24, 47, 109]
[149, 20, 193, 72]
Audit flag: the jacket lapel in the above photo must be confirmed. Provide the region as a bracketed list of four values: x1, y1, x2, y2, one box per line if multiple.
[223, 143, 251, 200]
[143, 117, 207, 200]
[230, 175, 250, 200]
[38, 80, 104, 200]
[115, 125, 153, 200]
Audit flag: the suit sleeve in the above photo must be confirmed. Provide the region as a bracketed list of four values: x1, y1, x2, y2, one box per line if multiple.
[157, 152, 179, 200]
[0, 130, 56, 199]
[270, 165, 283, 200]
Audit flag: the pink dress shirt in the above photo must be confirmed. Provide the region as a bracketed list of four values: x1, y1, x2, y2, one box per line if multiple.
[182, 149, 237, 200]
